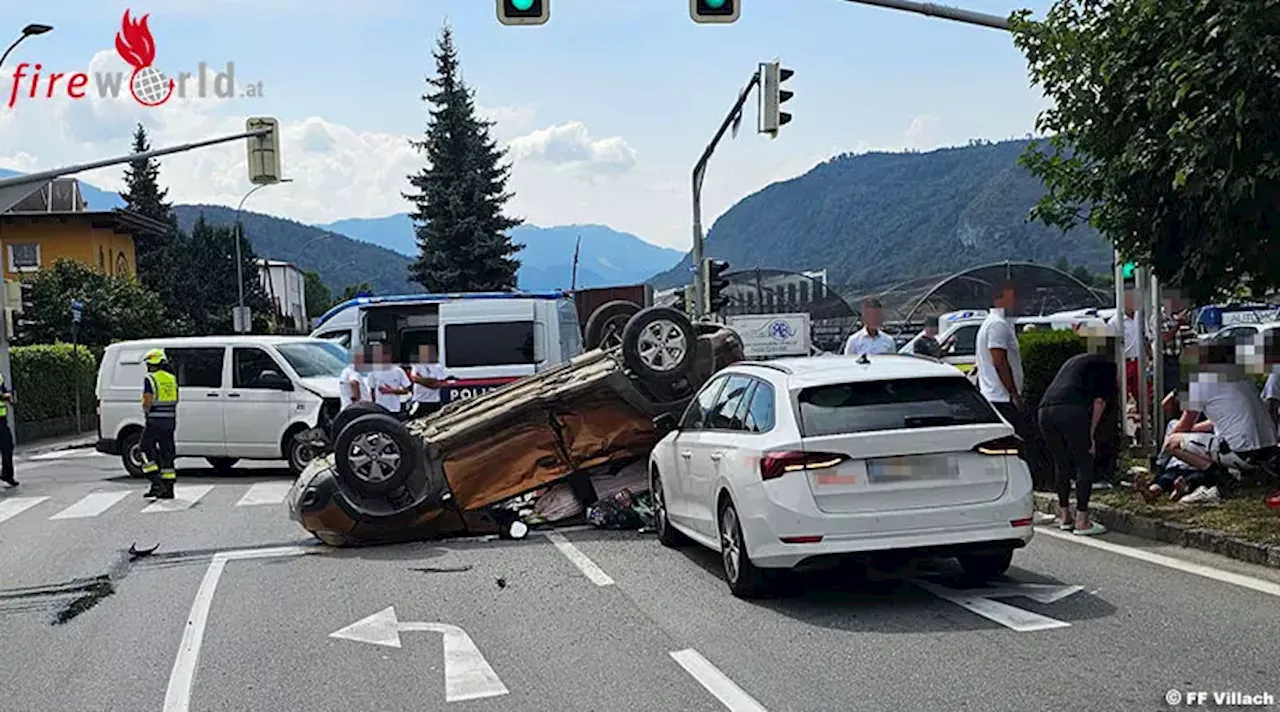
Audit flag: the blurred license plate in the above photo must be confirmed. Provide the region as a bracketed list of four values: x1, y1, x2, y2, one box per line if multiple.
[866, 455, 958, 483]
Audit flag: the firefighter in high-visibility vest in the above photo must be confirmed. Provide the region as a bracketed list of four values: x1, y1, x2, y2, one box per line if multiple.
[140, 348, 178, 499]
[0, 371, 16, 487]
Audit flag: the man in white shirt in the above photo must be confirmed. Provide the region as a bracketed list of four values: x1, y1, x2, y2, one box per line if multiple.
[408, 344, 450, 419]
[976, 279, 1049, 479]
[1165, 341, 1277, 474]
[843, 298, 897, 356]
[338, 348, 371, 411]
[1106, 288, 1155, 403]
[366, 343, 412, 416]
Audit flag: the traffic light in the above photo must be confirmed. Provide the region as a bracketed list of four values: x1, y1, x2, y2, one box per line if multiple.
[3, 281, 35, 343]
[498, 0, 549, 25]
[246, 117, 282, 185]
[701, 258, 731, 314]
[690, 0, 739, 23]
[1121, 262, 1136, 279]
[759, 60, 794, 137]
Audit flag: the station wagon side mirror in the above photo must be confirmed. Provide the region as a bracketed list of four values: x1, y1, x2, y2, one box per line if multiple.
[257, 369, 293, 391]
[653, 412, 678, 432]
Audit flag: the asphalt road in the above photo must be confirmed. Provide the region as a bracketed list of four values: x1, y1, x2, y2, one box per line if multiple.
[2, 447, 1279, 712]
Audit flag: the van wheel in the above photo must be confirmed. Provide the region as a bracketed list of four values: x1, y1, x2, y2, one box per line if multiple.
[207, 457, 238, 475]
[119, 430, 145, 478]
[622, 307, 697, 385]
[584, 300, 641, 351]
[287, 435, 317, 475]
[334, 414, 420, 494]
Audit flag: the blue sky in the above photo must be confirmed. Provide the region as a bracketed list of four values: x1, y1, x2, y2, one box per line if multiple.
[0, 0, 1053, 250]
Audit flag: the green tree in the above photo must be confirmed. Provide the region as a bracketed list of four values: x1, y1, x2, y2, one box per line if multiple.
[21, 259, 167, 348]
[341, 282, 374, 301]
[1012, 0, 1280, 304]
[304, 270, 334, 319]
[175, 216, 272, 334]
[404, 23, 523, 293]
[120, 123, 185, 318]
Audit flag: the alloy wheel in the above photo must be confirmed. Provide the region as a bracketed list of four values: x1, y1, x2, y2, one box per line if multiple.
[347, 432, 402, 484]
[720, 506, 741, 584]
[636, 319, 688, 372]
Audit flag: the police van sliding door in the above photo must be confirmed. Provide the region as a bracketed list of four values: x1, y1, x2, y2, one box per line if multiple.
[438, 300, 542, 403]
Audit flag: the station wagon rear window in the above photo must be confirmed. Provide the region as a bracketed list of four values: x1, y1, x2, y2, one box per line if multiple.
[797, 377, 999, 437]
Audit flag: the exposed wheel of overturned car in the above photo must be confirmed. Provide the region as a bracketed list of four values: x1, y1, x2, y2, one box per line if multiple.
[329, 402, 391, 441]
[334, 414, 421, 495]
[584, 300, 641, 351]
[622, 306, 697, 386]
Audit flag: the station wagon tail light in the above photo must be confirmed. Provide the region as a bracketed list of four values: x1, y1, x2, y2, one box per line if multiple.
[974, 435, 1025, 461]
[760, 451, 848, 481]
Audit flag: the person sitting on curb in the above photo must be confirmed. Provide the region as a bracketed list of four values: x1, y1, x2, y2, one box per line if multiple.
[1134, 392, 1225, 505]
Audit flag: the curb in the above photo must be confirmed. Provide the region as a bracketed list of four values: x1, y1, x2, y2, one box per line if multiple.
[1032, 492, 1280, 570]
[16, 434, 96, 458]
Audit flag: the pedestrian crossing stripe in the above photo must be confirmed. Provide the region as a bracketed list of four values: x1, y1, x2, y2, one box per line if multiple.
[27, 448, 107, 462]
[0, 481, 295, 524]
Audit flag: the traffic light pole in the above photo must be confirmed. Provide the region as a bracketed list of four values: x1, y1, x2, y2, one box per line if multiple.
[839, 0, 1012, 31]
[692, 68, 760, 319]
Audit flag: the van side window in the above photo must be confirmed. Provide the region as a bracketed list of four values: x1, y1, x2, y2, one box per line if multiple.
[233, 348, 283, 389]
[168, 348, 224, 388]
[316, 330, 351, 350]
[445, 322, 536, 367]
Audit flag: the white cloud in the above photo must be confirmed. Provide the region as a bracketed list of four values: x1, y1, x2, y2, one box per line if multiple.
[507, 121, 638, 180]
[904, 115, 941, 149]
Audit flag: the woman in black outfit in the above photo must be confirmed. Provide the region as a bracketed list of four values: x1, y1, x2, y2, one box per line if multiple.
[1037, 333, 1119, 536]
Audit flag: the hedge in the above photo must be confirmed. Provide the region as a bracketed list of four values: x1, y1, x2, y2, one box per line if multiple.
[10, 344, 100, 437]
[1018, 329, 1087, 410]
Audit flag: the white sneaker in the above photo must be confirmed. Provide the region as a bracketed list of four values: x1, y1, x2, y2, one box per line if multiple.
[1180, 486, 1221, 505]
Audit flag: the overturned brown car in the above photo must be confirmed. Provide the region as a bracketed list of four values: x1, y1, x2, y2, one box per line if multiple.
[287, 306, 744, 546]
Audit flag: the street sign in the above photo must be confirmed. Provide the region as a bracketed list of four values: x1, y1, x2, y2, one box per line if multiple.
[330, 606, 509, 702]
[914, 579, 1084, 632]
[232, 306, 251, 333]
[70, 299, 84, 323]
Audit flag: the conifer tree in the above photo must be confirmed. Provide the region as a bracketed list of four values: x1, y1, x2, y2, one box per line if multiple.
[404, 24, 522, 292]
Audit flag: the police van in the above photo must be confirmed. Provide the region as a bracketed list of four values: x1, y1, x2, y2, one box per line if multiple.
[899, 308, 1115, 375]
[309, 291, 583, 404]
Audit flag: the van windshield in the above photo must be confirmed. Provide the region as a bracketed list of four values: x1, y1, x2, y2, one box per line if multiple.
[276, 342, 349, 378]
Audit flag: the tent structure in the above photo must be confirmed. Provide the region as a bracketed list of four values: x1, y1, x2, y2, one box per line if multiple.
[844, 261, 1108, 324]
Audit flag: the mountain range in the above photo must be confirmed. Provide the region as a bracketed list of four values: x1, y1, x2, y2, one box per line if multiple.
[649, 139, 1113, 290]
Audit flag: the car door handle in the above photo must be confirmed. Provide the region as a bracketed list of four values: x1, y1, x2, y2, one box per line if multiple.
[680, 451, 692, 459]
[227, 393, 240, 398]
[206, 393, 219, 398]
[709, 452, 723, 462]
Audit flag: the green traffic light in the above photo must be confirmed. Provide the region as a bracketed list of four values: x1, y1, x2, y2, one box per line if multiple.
[511, 0, 534, 9]
[704, 0, 726, 6]
[1121, 262, 1136, 278]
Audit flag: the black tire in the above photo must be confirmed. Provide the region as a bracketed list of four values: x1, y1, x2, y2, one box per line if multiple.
[651, 468, 688, 548]
[119, 429, 145, 478]
[957, 548, 1014, 581]
[207, 457, 239, 474]
[718, 499, 772, 598]
[328, 402, 390, 441]
[286, 432, 317, 476]
[584, 300, 641, 351]
[334, 414, 419, 495]
[622, 307, 697, 385]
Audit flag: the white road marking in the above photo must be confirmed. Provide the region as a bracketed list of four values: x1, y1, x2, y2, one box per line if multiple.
[669, 648, 769, 712]
[28, 448, 103, 461]
[0, 496, 48, 524]
[914, 580, 1073, 632]
[330, 606, 509, 702]
[164, 545, 313, 712]
[141, 485, 214, 513]
[49, 491, 131, 520]
[235, 482, 292, 507]
[1037, 526, 1280, 598]
[544, 530, 614, 586]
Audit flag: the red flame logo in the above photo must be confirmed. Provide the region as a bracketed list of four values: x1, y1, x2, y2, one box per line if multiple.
[115, 11, 156, 69]
[113, 10, 174, 107]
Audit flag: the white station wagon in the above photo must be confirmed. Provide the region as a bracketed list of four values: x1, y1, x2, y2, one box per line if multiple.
[648, 353, 1035, 597]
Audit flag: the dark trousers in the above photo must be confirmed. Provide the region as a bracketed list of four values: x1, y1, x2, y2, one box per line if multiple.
[1155, 466, 1217, 493]
[1037, 404, 1094, 511]
[140, 419, 177, 488]
[993, 401, 1050, 489]
[0, 422, 13, 482]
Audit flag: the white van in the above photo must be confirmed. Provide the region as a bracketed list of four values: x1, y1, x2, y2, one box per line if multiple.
[95, 336, 345, 477]
[309, 291, 583, 403]
[898, 308, 1116, 375]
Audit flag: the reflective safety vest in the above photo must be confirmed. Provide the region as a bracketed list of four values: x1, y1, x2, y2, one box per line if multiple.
[0, 375, 8, 418]
[145, 370, 178, 420]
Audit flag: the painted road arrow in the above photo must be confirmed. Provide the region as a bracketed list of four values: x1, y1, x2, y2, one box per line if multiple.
[329, 606, 509, 702]
[914, 580, 1085, 632]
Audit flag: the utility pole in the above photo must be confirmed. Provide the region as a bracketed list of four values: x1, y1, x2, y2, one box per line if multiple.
[692, 69, 761, 319]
